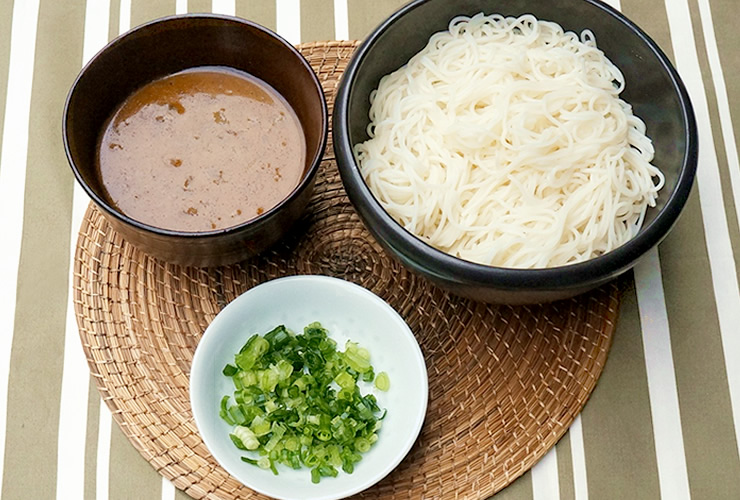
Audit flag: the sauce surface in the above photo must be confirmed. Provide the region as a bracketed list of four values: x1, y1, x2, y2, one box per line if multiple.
[98, 66, 305, 232]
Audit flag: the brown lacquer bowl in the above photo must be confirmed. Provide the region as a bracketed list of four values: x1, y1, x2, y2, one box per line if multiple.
[64, 14, 327, 267]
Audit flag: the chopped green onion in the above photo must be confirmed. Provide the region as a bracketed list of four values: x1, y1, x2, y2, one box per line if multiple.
[264, 422, 286, 451]
[263, 325, 291, 349]
[229, 434, 247, 450]
[219, 322, 387, 483]
[361, 368, 375, 383]
[354, 437, 371, 453]
[318, 465, 338, 478]
[250, 415, 271, 437]
[235, 334, 269, 371]
[231, 425, 260, 450]
[334, 371, 355, 390]
[375, 371, 390, 391]
[257, 456, 271, 470]
[342, 342, 371, 373]
[219, 396, 235, 425]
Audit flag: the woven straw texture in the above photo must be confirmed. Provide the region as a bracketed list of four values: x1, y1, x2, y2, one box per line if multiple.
[73, 41, 619, 499]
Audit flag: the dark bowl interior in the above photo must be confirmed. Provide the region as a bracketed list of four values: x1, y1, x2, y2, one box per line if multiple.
[333, 0, 697, 303]
[64, 14, 328, 267]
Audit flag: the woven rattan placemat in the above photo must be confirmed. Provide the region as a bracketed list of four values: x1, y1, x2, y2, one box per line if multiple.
[73, 40, 619, 499]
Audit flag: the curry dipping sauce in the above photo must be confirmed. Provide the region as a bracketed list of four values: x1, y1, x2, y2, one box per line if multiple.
[97, 66, 306, 232]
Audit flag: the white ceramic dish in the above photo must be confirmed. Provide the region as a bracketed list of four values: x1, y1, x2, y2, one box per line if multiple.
[190, 275, 428, 500]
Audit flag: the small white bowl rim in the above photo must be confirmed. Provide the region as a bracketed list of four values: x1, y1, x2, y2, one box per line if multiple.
[190, 275, 429, 500]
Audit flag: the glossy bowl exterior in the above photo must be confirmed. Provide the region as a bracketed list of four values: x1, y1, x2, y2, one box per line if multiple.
[64, 14, 327, 267]
[333, 0, 698, 304]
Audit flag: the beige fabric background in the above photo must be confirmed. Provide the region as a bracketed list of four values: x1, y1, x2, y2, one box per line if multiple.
[1, 0, 739, 499]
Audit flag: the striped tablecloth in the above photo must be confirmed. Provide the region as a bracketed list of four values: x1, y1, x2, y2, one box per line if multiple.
[1, 0, 739, 499]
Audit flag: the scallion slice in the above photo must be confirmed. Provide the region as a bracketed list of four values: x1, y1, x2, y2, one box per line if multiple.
[375, 371, 390, 391]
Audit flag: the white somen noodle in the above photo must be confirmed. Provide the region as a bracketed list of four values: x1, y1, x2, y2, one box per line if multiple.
[353, 13, 665, 269]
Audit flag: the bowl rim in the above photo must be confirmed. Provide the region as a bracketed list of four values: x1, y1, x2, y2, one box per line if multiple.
[189, 274, 429, 500]
[63, 13, 328, 239]
[333, 0, 699, 291]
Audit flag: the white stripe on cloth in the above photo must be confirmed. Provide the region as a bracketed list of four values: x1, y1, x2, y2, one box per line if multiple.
[211, 0, 236, 16]
[167, 9, 184, 500]
[665, 0, 740, 456]
[532, 447, 560, 500]
[333, 0, 349, 40]
[96, 401, 112, 500]
[55, 1, 111, 497]
[634, 248, 691, 500]
[119, 0, 130, 35]
[569, 415, 588, 500]
[161, 477, 175, 500]
[276, 0, 301, 45]
[160, 4, 181, 488]
[0, 0, 41, 491]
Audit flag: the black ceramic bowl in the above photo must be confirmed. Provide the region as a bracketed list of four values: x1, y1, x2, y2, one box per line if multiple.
[333, 0, 698, 304]
[64, 14, 327, 267]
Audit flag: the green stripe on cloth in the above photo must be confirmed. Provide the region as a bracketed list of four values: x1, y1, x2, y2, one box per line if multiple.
[175, 487, 193, 500]
[581, 283, 661, 499]
[347, 0, 405, 40]
[131, 0, 175, 28]
[85, 378, 100, 500]
[621, 0, 673, 61]
[300, 0, 335, 42]
[236, 0, 277, 31]
[109, 0, 121, 41]
[109, 422, 162, 500]
[556, 433, 575, 500]
[492, 469, 533, 499]
[1, 0, 84, 498]
[0, 0, 13, 172]
[188, 0, 212, 13]
[710, 0, 740, 156]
